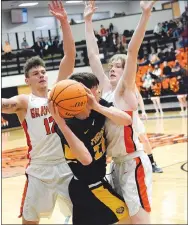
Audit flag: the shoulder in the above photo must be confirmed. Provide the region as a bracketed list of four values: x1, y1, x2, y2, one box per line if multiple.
[18, 94, 29, 107]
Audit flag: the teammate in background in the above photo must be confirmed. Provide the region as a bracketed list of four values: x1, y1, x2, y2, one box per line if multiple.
[84, 1, 156, 224]
[134, 88, 163, 173]
[2, 1, 76, 224]
[49, 72, 131, 225]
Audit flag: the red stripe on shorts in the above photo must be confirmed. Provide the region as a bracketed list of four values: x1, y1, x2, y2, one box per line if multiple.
[19, 120, 32, 218]
[124, 111, 136, 153]
[22, 120, 32, 159]
[135, 157, 151, 213]
[18, 175, 28, 218]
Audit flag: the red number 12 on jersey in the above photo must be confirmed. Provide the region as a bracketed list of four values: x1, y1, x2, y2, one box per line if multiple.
[44, 116, 55, 135]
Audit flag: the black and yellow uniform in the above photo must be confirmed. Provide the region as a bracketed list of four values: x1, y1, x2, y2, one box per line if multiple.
[55, 99, 128, 225]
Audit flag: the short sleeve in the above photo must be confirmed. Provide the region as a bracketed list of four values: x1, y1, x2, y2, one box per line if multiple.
[99, 98, 113, 108]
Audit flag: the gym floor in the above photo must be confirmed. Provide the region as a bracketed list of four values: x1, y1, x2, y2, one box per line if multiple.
[2, 111, 187, 224]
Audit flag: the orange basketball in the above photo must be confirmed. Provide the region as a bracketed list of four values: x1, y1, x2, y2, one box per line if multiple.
[49, 80, 87, 118]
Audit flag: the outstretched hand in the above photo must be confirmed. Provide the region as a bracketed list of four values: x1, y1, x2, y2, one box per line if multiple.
[140, 0, 157, 14]
[49, 0, 67, 22]
[84, 0, 97, 21]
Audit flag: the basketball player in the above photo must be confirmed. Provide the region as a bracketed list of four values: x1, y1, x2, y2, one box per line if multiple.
[49, 72, 131, 225]
[2, 1, 76, 224]
[134, 88, 163, 173]
[84, 1, 156, 224]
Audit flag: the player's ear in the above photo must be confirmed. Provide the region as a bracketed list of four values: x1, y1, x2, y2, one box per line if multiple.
[25, 77, 30, 86]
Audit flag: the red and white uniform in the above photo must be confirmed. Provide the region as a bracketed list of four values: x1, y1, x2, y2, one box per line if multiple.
[20, 94, 72, 221]
[103, 91, 152, 217]
[133, 110, 146, 135]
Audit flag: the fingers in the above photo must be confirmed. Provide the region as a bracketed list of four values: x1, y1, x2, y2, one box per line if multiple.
[50, 10, 56, 16]
[84, 1, 88, 6]
[50, 0, 63, 10]
[91, 0, 95, 8]
[52, 0, 56, 9]
[48, 3, 53, 11]
[86, 92, 93, 98]
[55, 0, 59, 8]
[83, 86, 92, 95]
[80, 83, 90, 92]
[54, 104, 59, 116]
[59, 0, 64, 9]
[48, 101, 60, 117]
[150, 0, 157, 7]
[48, 101, 54, 115]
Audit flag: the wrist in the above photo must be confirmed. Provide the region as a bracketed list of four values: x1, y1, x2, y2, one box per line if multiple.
[92, 102, 101, 111]
[85, 18, 92, 23]
[55, 117, 65, 125]
[60, 19, 68, 25]
[142, 11, 151, 18]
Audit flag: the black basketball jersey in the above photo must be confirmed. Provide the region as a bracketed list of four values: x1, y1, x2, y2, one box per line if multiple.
[55, 99, 113, 185]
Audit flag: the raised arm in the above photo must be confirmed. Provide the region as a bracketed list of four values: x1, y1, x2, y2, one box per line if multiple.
[49, 0, 76, 82]
[2, 95, 27, 114]
[136, 86, 148, 120]
[84, 1, 111, 92]
[96, 105, 132, 126]
[48, 102, 92, 165]
[116, 1, 156, 92]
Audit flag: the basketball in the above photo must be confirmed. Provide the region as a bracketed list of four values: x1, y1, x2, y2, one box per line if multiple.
[49, 80, 87, 118]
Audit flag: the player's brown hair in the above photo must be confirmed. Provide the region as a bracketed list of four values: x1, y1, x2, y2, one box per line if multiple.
[24, 56, 45, 78]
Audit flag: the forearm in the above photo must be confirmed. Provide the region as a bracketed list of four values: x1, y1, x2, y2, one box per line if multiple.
[57, 20, 76, 82]
[121, 12, 152, 90]
[138, 93, 146, 113]
[94, 105, 132, 126]
[128, 12, 151, 55]
[85, 19, 110, 90]
[61, 20, 75, 58]
[85, 19, 100, 58]
[2, 98, 18, 114]
[58, 122, 92, 165]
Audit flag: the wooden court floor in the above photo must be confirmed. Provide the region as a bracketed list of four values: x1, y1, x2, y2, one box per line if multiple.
[1, 111, 188, 224]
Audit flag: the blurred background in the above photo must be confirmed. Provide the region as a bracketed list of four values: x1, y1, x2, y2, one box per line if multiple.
[1, 0, 188, 130]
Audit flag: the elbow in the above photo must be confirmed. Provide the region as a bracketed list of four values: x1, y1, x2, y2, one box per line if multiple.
[88, 52, 97, 60]
[125, 115, 132, 126]
[81, 154, 93, 166]
[120, 114, 132, 126]
[127, 45, 139, 56]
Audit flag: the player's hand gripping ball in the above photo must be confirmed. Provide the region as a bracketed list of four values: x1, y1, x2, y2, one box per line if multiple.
[48, 80, 88, 118]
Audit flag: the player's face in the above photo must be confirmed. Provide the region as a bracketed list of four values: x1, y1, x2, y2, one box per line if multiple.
[25, 66, 48, 90]
[108, 59, 124, 86]
[90, 85, 101, 102]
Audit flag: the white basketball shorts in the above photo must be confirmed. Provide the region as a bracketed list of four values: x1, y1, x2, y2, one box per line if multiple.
[20, 162, 73, 221]
[108, 151, 152, 217]
[133, 114, 146, 135]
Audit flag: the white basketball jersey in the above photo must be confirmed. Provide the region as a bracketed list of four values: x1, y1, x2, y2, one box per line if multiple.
[103, 91, 143, 157]
[22, 94, 65, 164]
